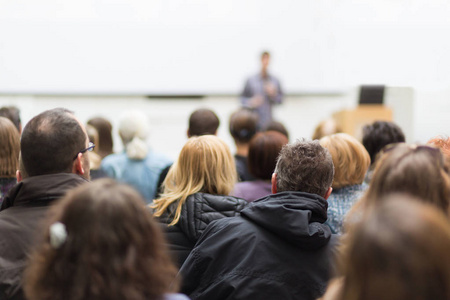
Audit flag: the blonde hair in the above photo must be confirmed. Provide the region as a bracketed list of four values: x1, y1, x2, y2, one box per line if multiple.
[152, 135, 237, 225]
[0, 117, 20, 177]
[320, 133, 370, 189]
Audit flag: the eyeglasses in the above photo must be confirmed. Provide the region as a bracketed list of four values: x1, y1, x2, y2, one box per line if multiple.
[73, 142, 95, 160]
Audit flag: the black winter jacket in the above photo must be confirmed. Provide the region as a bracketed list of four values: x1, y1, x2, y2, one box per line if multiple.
[0, 173, 88, 300]
[156, 193, 247, 267]
[179, 191, 339, 300]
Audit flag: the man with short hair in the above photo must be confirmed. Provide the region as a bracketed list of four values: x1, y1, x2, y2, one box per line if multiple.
[180, 139, 337, 300]
[0, 108, 91, 300]
[155, 108, 220, 198]
[187, 108, 220, 137]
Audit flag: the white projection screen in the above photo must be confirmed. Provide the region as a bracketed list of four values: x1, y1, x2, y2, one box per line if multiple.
[1, 0, 450, 95]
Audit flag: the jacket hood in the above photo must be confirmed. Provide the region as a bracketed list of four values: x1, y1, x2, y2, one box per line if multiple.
[178, 193, 247, 242]
[241, 191, 331, 250]
[1, 173, 89, 211]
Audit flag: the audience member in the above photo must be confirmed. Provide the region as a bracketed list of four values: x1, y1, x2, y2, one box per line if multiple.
[0, 106, 21, 133]
[232, 131, 288, 202]
[345, 143, 450, 231]
[229, 108, 258, 181]
[101, 111, 171, 203]
[87, 117, 114, 159]
[362, 121, 405, 183]
[155, 108, 219, 198]
[85, 124, 108, 180]
[179, 139, 337, 300]
[152, 135, 247, 267]
[312, 119, 341, 140]
[0, 117, 20, 205]
[241, 51, 283, 128]
[319, 133, 370, 234]
[264, 120, 289, 140]
[24, 179, 188, 300]
[0, 108, 91, 300]
[321, 196, 450, 300]
[187, 108, 219, 136]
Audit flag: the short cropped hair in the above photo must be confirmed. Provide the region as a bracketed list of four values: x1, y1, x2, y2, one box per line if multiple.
[320, 133, 370, 189]
[261, 51, 270, 59]
[248, 131, 288, 180]
[0, 117, 20, 177]
[21, 108, 87, 177]
[0, 106, 21, 132]
[188, 109, 220, 137]
[275, 139, 334, 196]
[362, 121, 405, 164]
[264, 121, 289, 140]
[229, 108, 258, 144]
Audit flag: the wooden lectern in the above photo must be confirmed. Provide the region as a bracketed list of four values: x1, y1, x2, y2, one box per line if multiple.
[333, 105, 393, 140]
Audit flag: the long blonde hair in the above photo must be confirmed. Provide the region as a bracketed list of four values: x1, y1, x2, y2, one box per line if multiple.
[152, 135, 237, 225]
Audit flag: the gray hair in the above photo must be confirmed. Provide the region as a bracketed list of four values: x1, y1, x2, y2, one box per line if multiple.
[274, 139, 334, 197]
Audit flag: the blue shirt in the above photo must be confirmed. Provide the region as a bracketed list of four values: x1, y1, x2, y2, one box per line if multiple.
[101, 150, 171, 203]
[326, 184, 368, 234]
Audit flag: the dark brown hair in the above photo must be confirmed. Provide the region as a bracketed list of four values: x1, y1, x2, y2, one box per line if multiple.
[248, 131, 288, 180]
[338, 196, 450, 300]
[275, 139, 334, 196]
[21, 108, 86, 177]
[0, 117, 20, 177]
[87, 117, 114, 158]
[264, 120, 289, 140]
[229, 108, 258, 144]
[0, 106, 21, 133]
[24, 179, 179, 300]
[188, 108, 220, 137]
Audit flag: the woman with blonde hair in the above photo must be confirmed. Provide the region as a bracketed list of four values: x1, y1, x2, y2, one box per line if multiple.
[152, 135, 247, 267]
[0, 117, 20, 204]
[24, 179, 188, 300]
[321, 195, 450, 300]
[319, 133, 370, 234]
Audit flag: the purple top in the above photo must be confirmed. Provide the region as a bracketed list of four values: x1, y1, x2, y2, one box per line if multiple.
[231, 180, 272, 202]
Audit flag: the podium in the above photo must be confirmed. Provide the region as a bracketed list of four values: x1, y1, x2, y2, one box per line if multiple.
[333, 105, 392, 140]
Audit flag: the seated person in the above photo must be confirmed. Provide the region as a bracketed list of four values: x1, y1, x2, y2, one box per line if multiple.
[24, 179, 188, 300]
[232, 131, 288, 202]
[152, 135, 247, 267]
[180, 139, 338, 300]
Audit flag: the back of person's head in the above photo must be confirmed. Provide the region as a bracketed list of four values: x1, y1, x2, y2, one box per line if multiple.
[320, 133, 370, 189]
[264, 120, 289, 140]
[338, 195, 450, 300]
[248, 131, 288, 180]
[312, 119, 341, 140]
[274, 139, 334, 196]
[153, 135, 236, 225]
[362, 121, 405, 165]
[87, 117, 113, 158]
[188, 108, 220, 137]
[362, 144, 450, 214]
[0, 117, 20, 177]
[0, 106, 21, 133]
[118, 111, 149, 160]
[229, 108, 259, 144]
[20, 108, 87, 178]
[24, 179, 178, 300]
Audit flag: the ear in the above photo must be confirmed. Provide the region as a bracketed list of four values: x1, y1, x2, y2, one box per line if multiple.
[72, 153, 85, 176]
[214, 130, 218, 136]
[16, 170, 22, 183]
[271, 173, 277, 194]
[324, 187, 333, 200]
